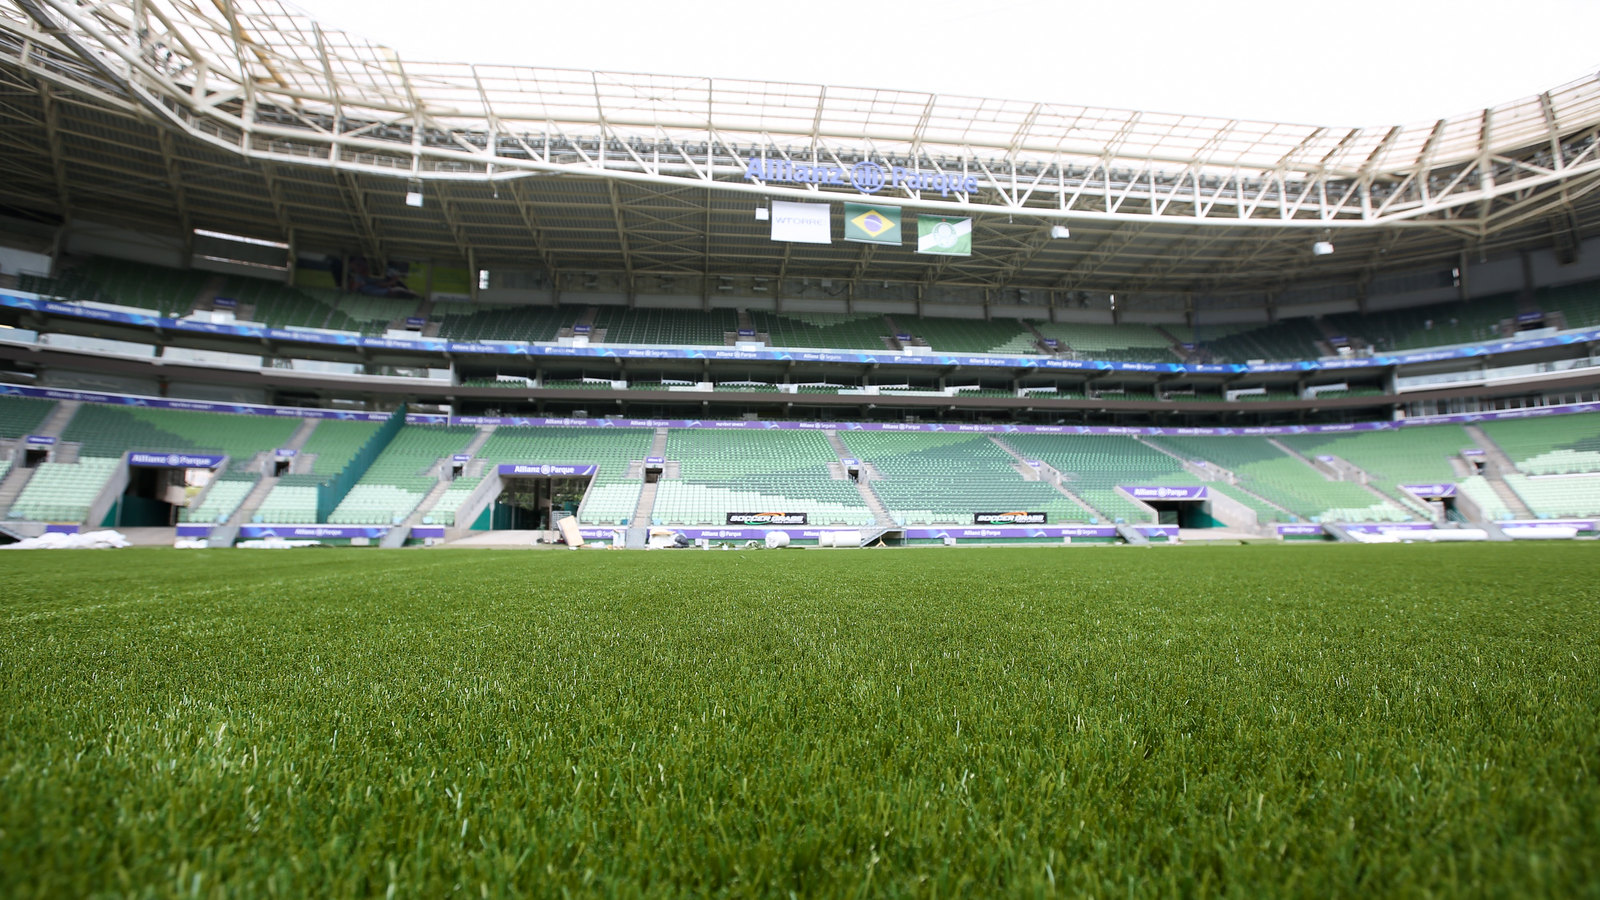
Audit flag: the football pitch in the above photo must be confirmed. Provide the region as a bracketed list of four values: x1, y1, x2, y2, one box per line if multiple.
[2, 544, 1596, 897]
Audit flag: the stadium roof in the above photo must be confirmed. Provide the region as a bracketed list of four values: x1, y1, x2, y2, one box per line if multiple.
[4, 0, 1600, 302]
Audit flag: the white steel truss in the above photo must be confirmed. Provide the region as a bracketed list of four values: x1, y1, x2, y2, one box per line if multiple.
[4, 0, 1600, 235]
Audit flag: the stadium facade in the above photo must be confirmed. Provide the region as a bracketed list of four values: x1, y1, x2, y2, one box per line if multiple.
[1, 0, 1599, 545]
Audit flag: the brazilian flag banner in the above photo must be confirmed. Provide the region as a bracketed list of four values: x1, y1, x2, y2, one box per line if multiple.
[843, 203, 902, 245]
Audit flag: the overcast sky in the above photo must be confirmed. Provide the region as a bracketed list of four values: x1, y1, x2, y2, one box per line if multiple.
[298, 0, 1599, 127]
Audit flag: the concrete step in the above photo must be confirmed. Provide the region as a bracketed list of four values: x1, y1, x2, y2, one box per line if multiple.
[284, 417, 320, 452]
[403, 478, 456, 528]
[989, 436, 1107, 522]
[1484, 473, 1535, 519]
[34, 399, 81, 437]
[631, 479, 659, 525]
[0, 462, 37, 516]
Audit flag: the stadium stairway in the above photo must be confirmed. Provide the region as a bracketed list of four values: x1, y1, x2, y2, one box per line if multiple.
[1136, 436, 1219, 481]
[0, 401, 80, 519]
[631, 480, 659, 525]
[207, 418, 325, 545]
[988, 437, 1107, 521]
[1461, 425, 1536, 518]
[0, 463, 37, 524]
[211, 472, 279, 546]
[1270, 438, 1425, 519]
[821, 430, 898, 531]
[386, 426, 498, 544]
[33, 400, 82, 438]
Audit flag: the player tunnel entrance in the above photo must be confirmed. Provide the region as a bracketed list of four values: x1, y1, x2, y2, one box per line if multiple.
[1118, 485, 1220, 528]
[111, 452, 228, 527]
[482, 463, 597, 531]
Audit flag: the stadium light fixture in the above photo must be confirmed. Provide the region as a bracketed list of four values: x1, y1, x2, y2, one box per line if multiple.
[405, 178, 424, 208]
[1312, 241, 1335, 256]
[755, 207, 770, 221]
[1050, 225, 1071, 239]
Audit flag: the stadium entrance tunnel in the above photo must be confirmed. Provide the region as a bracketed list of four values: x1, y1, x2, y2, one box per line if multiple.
[1143, 499, 1221, 529]
[107, 462, 214, 527]
[474, 474, 590, 531]
[1118, 486, 1259, 532]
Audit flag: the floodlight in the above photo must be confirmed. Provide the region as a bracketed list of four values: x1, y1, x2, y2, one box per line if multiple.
[1312, 241, 1335, 256]
[755, 207, 770, 221]
[1050, 225, 1071, 239]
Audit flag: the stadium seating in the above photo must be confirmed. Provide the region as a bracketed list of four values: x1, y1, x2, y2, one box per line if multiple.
[1500, 473, 1600, 517]
[297, 420, 384, 475]
[474, 426, 655, 525]
[244, 419, 385, 523]
[1033, 322, 1177, 362]
[7, 457, 120, 522]
[436, 305, 568, 342]
[252, 477, 320, 524]
[80, 258, 210, 315]
[1479, 413, 1600, 475]
[1147, 435, 1411, 522]
[328, 425, 477, 524]
[903, 317, 1037, 353]
[178, 472, 257, 524]
[1535, 281, 1600, 329]
[1455, 475, 1516, 521]
[839, 432, 1088, 526]
[1326, 294, 1520, 352]
[655, 430, 872, 527]
[998, 434, 1188, 523]
[219, 278, 345, 330]
[63, 404, 299, 466]
[0, 396, 55, 438]
[1193, 318, 1325, 363]
[589, 307, 737, 346]
[1275, 425, 1471, 514]
[749, 312, 889, 350]
[328, 293, 420, 333]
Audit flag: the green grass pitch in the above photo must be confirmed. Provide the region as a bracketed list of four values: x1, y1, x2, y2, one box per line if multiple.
[2, 544, 1597, 897]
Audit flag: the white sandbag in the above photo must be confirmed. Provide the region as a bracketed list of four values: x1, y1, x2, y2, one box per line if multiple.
[3, 529, 131, 550]
[817, 530, 863, 547]
[235, 538, 322, 549]
[1502, 525, 1579, 540]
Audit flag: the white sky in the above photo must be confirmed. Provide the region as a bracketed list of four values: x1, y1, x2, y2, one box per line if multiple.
[299, 0, 1600, 127]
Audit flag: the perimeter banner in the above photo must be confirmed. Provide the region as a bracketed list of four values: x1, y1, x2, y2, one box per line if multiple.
[973, 511, 1047, 525]
[726, 512, 808, 526]
[843, 203, 902, 244]
[497, 463, 598, 477]
[1121, 485, 1208, 500]
[917, 216, 971, 256]
[128, 452, 226, 468]
[770, 201, 832, 244]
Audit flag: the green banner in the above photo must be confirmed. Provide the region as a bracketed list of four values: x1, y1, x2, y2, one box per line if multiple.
[916, 216, 972, 256]
[843, 203, 902, 245]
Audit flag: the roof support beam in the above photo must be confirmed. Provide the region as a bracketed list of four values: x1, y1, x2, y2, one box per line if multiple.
[604, 178, 636, 295]
[156, 127, 193, 249]
[37, 82, 72, 221]
[336, 170, 383, 266]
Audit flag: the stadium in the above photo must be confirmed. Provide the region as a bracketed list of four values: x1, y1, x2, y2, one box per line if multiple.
[0, 0, 1597, 895]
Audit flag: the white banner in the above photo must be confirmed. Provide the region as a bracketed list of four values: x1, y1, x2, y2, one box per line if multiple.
[770, 201, 832, 244]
